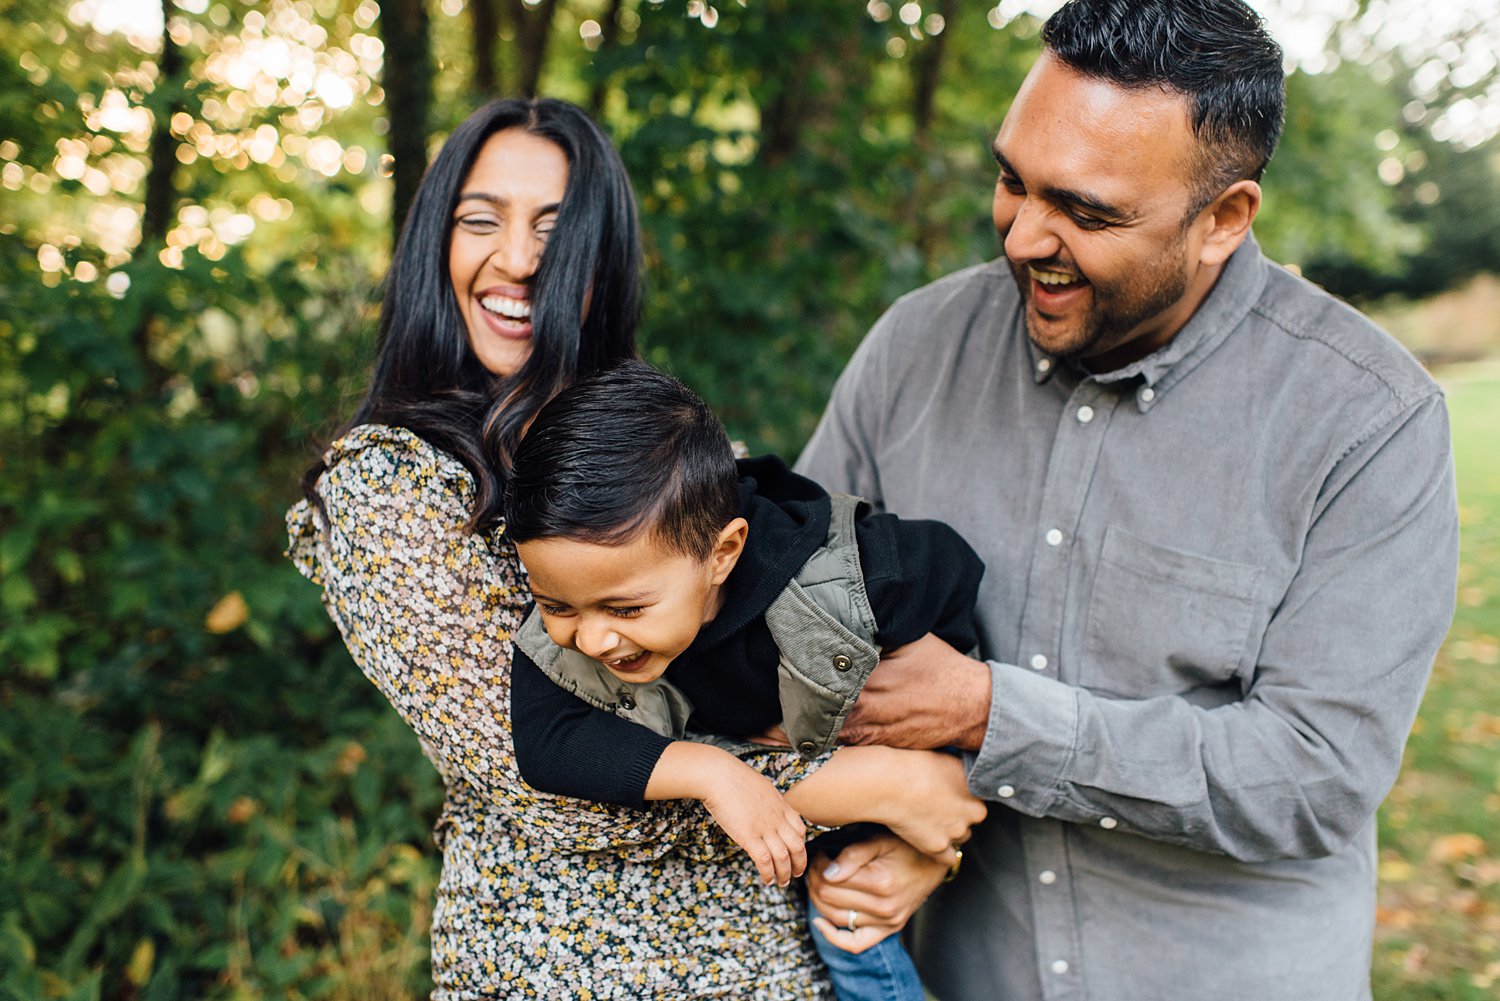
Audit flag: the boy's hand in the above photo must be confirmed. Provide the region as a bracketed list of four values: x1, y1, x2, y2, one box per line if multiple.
[701, 766, 808, 887]
[645, 740, 807, 886]
[783, 745, 985, 865]
[879, 750, 986, 863]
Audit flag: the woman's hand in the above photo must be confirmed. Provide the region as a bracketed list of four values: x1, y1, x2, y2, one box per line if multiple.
[806, 834, 950, 954]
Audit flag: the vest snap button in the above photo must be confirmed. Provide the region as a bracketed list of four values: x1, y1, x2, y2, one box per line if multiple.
[832, 654, 853, 671]
[797, 740, 817, 757]
[619, 694, 637, 710]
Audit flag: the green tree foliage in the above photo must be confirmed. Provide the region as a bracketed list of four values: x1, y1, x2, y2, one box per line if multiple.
[3, 1, 1499, 997]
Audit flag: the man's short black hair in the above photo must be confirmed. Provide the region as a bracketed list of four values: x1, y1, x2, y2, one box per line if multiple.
[504, 360, 740, 560]
[1042, 0, 1286, 215]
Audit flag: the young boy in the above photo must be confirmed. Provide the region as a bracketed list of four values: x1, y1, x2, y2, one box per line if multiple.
[504, 361, 985, 999]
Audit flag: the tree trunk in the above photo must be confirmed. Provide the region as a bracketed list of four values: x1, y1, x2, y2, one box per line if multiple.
[910, 0, 956, 148]
[754, 0, 813, 169]
[132, 2, 183, 386]
[909, 0, 957, 265]
[588, 0, 626, 114]
[470, 0, 499, 98]
[141, 19, 180, 245]
[377, 0, 432, 246]
[502, 0, 560, 97]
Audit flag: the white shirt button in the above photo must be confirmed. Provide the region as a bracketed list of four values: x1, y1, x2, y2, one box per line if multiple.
[997, 784, 1016, 799]
[1076, 405, 1095, 424]
[1037, 357, 1052, 373]
[1038, 869, 1057, 885]
[1045, 528, 1063, 546]
[1030, 653, 1048, 671]
[1051, 959, 1070, 975]
[1100, 816, 1118, 830]
[1139, 386, 1156, 403]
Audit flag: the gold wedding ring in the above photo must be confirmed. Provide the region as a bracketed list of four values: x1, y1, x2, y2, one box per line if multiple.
[846, 908, 859, 932]
[944, 846, 964, 883]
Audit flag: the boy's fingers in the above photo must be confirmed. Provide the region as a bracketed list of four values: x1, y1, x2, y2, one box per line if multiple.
[751, 845, 777, 885]
[774, 840, 797, 886]
[787, 832, 808, 879]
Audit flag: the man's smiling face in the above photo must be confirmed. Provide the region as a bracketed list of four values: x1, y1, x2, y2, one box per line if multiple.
[992, 53, 1224, 371]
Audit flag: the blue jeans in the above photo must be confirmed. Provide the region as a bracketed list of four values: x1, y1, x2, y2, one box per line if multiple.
[809, 911, 926, 1001]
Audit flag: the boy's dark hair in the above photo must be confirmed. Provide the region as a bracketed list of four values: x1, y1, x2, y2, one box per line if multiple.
[1042, 0, 1286, 217]
[504, 361, 740, 560]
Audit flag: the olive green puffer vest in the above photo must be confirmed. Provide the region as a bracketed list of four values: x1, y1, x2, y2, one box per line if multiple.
[512, 493, 880, 759]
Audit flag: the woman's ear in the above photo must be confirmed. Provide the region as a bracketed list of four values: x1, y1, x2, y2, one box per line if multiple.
[708, 517, 750, 585]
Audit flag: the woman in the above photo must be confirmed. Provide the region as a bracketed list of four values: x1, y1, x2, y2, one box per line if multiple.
[287, 98, 959, 999]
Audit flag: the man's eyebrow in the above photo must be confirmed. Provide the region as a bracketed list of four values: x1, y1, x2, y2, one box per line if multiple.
[992, 148, 1130, 221]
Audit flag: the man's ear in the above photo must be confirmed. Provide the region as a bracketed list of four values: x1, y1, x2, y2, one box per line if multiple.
[708, 517, 749, 585]
[1197, 179, 1261, 267]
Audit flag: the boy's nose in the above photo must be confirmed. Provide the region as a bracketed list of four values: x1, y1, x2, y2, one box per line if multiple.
[574, 619, 621, 660]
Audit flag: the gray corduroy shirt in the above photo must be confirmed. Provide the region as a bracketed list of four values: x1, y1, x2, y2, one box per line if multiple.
[797, 236, 1459, 1001]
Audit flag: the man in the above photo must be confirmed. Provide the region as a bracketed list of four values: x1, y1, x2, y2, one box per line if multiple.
[797, 1, 1459, 999]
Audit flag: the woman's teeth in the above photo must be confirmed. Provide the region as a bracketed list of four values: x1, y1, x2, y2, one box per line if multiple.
[480, 295, 531, 319]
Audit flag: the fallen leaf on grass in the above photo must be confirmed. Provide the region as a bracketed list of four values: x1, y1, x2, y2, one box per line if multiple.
[1446, 888, 1486, 916]
[1458, 586, 1487, 608]
[1380, 858, 1414, 882]
[1375, 905, 1418, 930]
[1429, 833, 1487, 863]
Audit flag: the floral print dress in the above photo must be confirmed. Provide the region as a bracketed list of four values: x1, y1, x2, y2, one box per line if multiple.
[286, 425, 833, 1000]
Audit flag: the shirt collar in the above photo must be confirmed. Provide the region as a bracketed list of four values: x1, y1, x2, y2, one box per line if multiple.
[1026, 234, 1269, 411]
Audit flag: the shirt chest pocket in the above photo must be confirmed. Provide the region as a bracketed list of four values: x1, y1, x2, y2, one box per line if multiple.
[1080, 526, 1262, 699]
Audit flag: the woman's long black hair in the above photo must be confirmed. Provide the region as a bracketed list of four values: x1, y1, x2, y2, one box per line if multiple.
[301, 97, 641, 531]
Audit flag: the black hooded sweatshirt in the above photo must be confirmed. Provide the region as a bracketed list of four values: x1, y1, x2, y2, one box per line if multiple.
[510, 456, 985, 809]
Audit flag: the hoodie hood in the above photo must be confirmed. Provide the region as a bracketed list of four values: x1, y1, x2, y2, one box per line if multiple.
[691, 455, 831, 647]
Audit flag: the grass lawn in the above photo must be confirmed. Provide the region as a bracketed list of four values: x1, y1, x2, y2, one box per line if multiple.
[1371, 360, 1500, 999]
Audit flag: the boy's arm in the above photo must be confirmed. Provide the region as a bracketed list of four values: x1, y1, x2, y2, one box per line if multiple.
[783, 746, 986, 863]
[647, 741, 808, 886]
[510, 644, 672, 808]
[855, 513, 985, 652]
[513, 649, 808, 883]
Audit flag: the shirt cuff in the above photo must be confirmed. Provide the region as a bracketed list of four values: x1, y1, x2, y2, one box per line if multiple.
[967, 660, 1079, 815]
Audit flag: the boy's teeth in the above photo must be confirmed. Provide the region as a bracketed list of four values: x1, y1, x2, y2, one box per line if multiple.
[480, 295, 531, 319]
[1030, 267, 1081, 286]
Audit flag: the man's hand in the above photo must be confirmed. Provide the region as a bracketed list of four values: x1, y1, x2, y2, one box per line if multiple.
[841, 632, 991, 750]
[807, 833, 949, 954]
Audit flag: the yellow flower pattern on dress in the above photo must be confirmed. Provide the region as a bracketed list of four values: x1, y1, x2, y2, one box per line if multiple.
[286, 425, 832, 1000]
